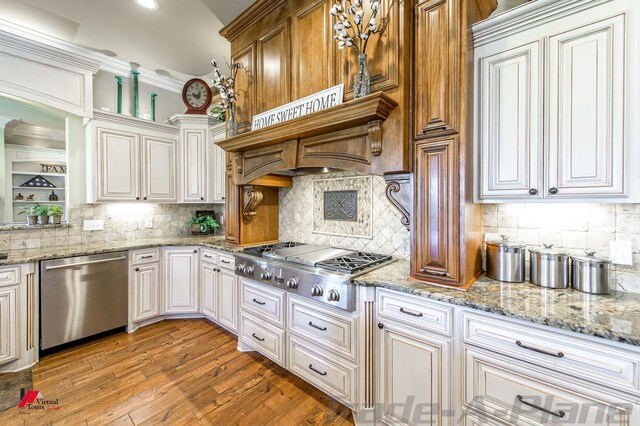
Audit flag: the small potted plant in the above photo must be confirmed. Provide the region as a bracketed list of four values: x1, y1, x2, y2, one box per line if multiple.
[17, 204, 38, 225]
[188, 214, 220, 235]
[35, 204, 50, 225]
[48, 205, 64, 224]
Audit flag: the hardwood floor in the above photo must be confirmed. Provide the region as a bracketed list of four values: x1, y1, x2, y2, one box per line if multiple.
[0, 320, 354, 425]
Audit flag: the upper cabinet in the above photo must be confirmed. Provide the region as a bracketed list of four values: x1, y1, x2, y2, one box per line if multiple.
[474, 0, 639, 202]
[87, 112, 179, 203]
[256, 21, 291, 113]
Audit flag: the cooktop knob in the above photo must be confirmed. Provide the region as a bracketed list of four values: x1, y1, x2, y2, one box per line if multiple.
[327, 289, 340, 302]
[287, 278, 299, 289]
[311, 285, 323, 297]
[243, 266, 254, 276]
[261, 270, 272, 280]
[236, 264, 245, 274]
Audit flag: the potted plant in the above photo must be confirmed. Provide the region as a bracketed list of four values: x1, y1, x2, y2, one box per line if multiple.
[17, 204, 39, 225]
[35, 204, 50, 225]
[188, 214, 220, 235]
[48, 205, 64, 224]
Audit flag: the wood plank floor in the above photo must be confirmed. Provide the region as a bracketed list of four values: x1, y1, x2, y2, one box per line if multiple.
[0, 319, 354, 425]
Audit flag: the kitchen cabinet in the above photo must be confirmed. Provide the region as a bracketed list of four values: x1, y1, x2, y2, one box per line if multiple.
[201, 262, 218, 320]
[167, 116, 226, 204]
[218, 267, 238, 333]
[86, 111, 179, 203]
[474, 0, 639, 202]
[164, 248, 199, 314]
[131, 263, 161, 323]
[256, 21, 291, 113]
[0, 286, 18, 365]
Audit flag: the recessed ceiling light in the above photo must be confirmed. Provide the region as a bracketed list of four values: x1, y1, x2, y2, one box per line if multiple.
[133, 0, 159, 10]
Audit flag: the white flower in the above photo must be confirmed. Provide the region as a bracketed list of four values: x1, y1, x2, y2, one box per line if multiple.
[340, 28, 348, 37]
[338, 40, 346, 49]
[354, 0, 361, 6]
[368, 17, 376, 31]
[334, 22, 344, 31]
[346, 38, 354, 47]
[344, 20, 351, 28]
[348, 6, 356, 15]
[330, 5, 339, 16]
[360, 32, 369, 39]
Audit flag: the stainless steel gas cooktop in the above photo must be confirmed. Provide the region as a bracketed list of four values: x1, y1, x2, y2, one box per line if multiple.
[235, 242, 395, 311]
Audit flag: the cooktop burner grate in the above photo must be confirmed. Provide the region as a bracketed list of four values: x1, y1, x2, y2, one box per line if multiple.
[315, 252, 393, 273]
[243, 241, 306, 257]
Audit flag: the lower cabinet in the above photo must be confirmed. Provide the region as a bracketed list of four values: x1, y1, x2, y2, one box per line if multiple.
[0, 286, 18, 365]
[131, 263, 161, 323]
[217, 267, 238, 333]
[164, 247, 199, 314]
[201, 262, 218, 320]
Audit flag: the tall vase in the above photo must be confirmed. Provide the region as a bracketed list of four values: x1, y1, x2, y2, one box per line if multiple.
[149, 92, 157, 121]
[131, 70, 140, 118]
[226, 106, 238, 137]
[115, 76, 124, 114]
[352, 53, 371, 99]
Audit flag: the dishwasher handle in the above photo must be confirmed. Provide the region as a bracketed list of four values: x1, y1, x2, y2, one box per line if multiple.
[44, 256, 127, 271]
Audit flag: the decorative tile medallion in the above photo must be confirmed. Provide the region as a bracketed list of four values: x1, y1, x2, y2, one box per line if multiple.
[324, 190, 358, 221]
[313, 176, 372, 238]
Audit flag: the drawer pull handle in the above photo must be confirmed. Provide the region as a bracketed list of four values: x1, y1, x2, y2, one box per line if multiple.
[204, 255, 213, 259]
[308, 364, 327, 376]
[420, 268, 448, 277]
[140, 255, 154, 259]
[517, 395, 565, 418]
[516, 341, 564, 358]
[308, 321, 327, 331]
[221, 260, 231, 264]
[251, 333, 264, 342]
[400, 307, 423, 317]
[252, 298, 266, 306]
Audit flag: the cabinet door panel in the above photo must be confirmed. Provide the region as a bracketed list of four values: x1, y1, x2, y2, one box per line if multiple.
[415, 0, 459, 136]
[165, 249, 198, 313]
[0, 287, 18, 365]
[232, 44, 255, 131]
[257, 21, 290, 113]
[547, 15, 625, 197]
[212, 144, 226, 202]
[225, 172, 240, 244]
[181, 129, 207, 202]
[292, 0, 329, 100]
[97, 128, 139, 200]
[414, 139, 459, 283]
[132, 264, 160, 323]
[379, 322, 452, 425]
[142, 135, 177, 202]
[201, 263, 217, 320]
[478, 42, 542, 198]
[218, 268, 237, 333]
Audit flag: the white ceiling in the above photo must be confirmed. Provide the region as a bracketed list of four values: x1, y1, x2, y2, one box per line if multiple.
[0, 0, 255, 83]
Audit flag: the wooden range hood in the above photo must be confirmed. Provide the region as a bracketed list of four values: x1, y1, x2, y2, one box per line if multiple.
[216, 92, 398, 186]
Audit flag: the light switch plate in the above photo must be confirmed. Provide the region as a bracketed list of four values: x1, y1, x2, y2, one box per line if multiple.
[610, 241, 633, 265]
[83, 219, 104, 231]
[145, 217, 153, 228]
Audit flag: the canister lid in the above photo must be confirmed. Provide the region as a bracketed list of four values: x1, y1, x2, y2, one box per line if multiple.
[485, 235, 526, 250]
[529, 244, 569, 257]
[571, 251, 612, 265]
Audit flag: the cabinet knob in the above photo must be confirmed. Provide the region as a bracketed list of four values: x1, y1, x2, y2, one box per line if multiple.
[136, 197, 140, 200]
[135, 268, 140, 272]
[201, 197, 204, 201]
[143, 197, 147, 201]
[549, 187, 559, 195]
[529, 188, 538, 196]
[378, 322, 384, 329]
[193, 250, 198, 253]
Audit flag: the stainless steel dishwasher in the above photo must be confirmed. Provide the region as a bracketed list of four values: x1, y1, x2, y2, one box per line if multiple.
[40, 251, 128, 350]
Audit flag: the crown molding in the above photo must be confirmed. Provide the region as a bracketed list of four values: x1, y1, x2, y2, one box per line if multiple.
[91, 110, 180, 134]
[0, 19, 185, 93]
[11, 124, 65, 142]
[219, 0, 287, 41]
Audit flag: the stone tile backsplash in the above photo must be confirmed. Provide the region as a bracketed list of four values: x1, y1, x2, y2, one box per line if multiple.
[483, 203, 640, 293]
[0, 203, 225, 251]
[279, 173, 410, 259]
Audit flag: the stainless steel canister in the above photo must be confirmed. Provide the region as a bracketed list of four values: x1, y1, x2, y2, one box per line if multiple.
[571, 252, 612, 295]
[485, 236, 526, 283]
[529, 245, 570, 289]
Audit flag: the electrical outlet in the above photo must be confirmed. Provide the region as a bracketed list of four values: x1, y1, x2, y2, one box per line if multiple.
[611, 241, 633, 265]
[484, 232, 501, 242]
[83, 220, 104, 231]
[145, 217, 153, 228]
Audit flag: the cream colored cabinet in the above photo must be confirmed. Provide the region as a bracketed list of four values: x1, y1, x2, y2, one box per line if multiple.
[218, 267, 238, 333]
[200, 251, 219, 321]
[87, 111, 179, 203]
[0, 286, 18, 365]
[168, 115, 226, 203]
[131, 263, 161, 323]
[474, 0, 639, 202]
[164, 247, 199, 314]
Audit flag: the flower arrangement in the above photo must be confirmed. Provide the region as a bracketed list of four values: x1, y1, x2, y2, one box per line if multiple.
[330, 0, 396, 55]
[210, 59, 248, 135]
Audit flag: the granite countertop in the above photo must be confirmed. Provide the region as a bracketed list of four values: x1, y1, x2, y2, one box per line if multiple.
[0, 236, 239, 266]
[354, 260, 640, 347]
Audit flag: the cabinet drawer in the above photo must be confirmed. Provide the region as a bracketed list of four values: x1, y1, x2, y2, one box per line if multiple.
[240, 279, 285, 327]
[240, 311, 285, 366]
[288, 335, 357, 407]
[200, 249, 219, 265]
[377, 289, 452, 336]
[462, 311, 640, 395]
[465, 347, 637, 425]
[288, 296, 357, 362]
[131, 249, 160, 265]
[0, 266, 20, 287]
[218, 254, 235, 270]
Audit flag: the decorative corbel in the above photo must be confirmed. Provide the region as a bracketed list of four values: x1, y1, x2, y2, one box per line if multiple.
[368, 119, 383, 156]
[243, 186, 264, 220]
[384, 173, 412, 231]
[234, 152, 244, 175]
